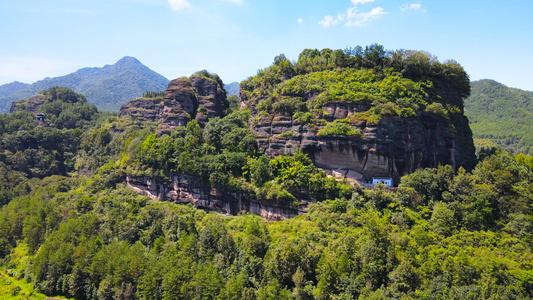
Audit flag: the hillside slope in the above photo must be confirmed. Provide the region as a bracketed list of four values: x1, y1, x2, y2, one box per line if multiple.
[465, 79, 533, 154]
[0, 57, 169, 113]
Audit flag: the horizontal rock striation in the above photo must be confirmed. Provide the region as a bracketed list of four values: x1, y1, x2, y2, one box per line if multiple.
[126, 175, 302, 221]
[190, 76, 227, 125]
[119, 73, 228, 135]
[242, 79, 475, 185]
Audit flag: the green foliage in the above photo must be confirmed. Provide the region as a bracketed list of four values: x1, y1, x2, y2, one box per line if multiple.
[119, 111, 351, 204]
[0, 47, 530, 300]
[0, 268, 49, 299]
[0, 88, 106, 208]
[227, 94, 240, 112]
[42, 86, 87, 103]
[243, 45, 466, 135]
[9, 86, 100, 130]
[474, 138, 499, 161]
[465, 79, 533, 155]
[0, 126, 83, 178]
[317, 122, 361, 137]
[398, 164, 454, 206]
[0, 150, 532, 299]
[425, 102, 448, 119]
[142, 90, 165, 98]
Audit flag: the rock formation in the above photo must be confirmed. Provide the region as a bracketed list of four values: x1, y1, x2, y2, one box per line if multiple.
[118, 57, 476, 219]
[126, 175, 302, 221]
[190, 75, 228, 125]
[10, 94, 47, 113]
[118, 72, 228, 135]
[241, 78, 476, 186]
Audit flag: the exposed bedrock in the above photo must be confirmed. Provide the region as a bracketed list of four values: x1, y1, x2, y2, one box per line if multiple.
[119, 75, 228, 135]
[126, 175, 302, 221]
[243, 90, 475, 185]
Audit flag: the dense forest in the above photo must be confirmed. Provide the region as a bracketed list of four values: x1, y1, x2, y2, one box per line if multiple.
[465, 79, 533, 155]
[0, 46, 532, 300]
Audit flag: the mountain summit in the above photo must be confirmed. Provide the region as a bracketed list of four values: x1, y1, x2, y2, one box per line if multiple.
[0, 57, 169, 113]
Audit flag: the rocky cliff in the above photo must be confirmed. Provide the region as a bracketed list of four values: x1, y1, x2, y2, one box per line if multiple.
[118, 72, 228, 135]
[241, 69, 476, 186]
[126, 175, 302, 221]
[119, 49, 476, 220]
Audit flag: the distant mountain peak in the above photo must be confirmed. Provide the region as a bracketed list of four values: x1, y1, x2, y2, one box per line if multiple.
[0, 57, 169, 113]
[116, 56, 142, 66]
[11, 80, 29, 85]
[0, 81, 30, 98]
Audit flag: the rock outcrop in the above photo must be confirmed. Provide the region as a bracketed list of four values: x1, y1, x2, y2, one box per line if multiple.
[10, 94, 47, 113]
[242, 79, 476, 186]
[190, 76, 228, 125]
[119, 72, 228, 135]
[126, 175, 302, 221]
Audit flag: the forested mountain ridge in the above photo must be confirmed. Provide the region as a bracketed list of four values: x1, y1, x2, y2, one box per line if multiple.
[464, 79, 533, 155]
[0, 56, 169, 113]
[0, 45, 532, 299]
[0, 81, 29, 98]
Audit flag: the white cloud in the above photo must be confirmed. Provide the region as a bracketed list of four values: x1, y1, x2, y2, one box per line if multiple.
[168, 0, 190, 11]
[319, 14, 344, 28]
[345, 6, 387, 26]
[319, 1, 386, 28]
[401, 3, 424, 12]
[298, 18, 303, 24]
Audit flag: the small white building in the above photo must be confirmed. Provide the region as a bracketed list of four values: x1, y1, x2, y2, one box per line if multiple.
[35, 113, 45, 122]
[372, 177, 393, 187]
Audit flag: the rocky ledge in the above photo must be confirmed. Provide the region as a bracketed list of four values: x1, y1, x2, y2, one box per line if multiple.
[126, 175, 303, 221]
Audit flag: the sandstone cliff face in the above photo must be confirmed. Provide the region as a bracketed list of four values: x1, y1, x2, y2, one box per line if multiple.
[126, 175, 302, 221]
[119, 74, 228, 135]
[190, 76, 227, 124]
[242, 79, 475, 185]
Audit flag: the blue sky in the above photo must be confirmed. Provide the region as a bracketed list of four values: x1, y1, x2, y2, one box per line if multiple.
[1, 0, 532, 91]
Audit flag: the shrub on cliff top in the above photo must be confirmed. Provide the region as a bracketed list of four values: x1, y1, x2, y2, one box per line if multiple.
[317, 122, 361, 137]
